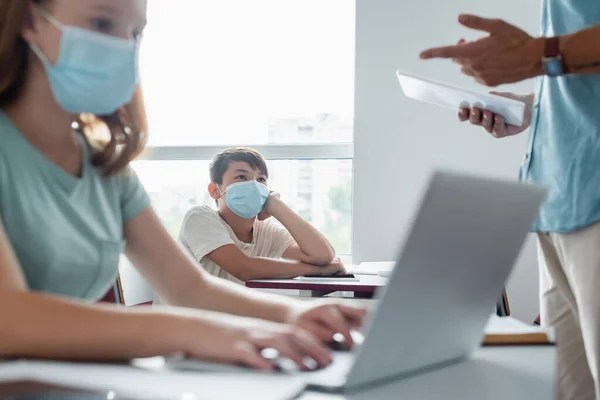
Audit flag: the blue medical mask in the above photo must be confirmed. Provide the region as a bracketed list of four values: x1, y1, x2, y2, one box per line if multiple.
[29, 7, 139, 115]
[221, 181, 269, 219]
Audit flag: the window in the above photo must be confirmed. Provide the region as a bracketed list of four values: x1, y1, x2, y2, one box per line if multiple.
[136, 0, 355, 254]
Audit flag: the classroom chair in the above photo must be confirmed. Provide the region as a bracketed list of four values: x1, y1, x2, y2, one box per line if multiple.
[496, 290, 510, 317]
[98, 277, 125, 305]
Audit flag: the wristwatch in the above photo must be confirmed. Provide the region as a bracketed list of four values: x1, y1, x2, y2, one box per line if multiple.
[542, 37, 566, 77]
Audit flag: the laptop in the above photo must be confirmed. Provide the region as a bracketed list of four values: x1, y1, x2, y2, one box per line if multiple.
[167, 171, 547, 392]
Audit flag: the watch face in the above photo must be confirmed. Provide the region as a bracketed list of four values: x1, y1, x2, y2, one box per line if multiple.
[543, 58, 564, 77]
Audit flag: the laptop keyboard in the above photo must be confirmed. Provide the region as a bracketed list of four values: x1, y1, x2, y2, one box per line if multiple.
[165, 331, 363, 376]
[268, 351, 355, 382]
[271, 330, 363, 374]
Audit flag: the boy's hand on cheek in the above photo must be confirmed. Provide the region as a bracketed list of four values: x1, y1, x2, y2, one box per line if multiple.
[258, 191, 283, 221]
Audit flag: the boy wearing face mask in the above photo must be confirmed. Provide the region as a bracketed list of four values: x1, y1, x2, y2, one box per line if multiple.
[178, 148, 345, 283]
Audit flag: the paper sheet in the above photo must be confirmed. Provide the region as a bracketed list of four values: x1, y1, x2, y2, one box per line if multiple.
[0, 358, 306, 400]
[396, 71, 526, 126]
[485, 315, 547, 334]
[349, 261, 395, 275]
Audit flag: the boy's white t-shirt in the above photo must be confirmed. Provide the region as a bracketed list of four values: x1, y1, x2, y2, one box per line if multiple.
[178, 205, 296, 284]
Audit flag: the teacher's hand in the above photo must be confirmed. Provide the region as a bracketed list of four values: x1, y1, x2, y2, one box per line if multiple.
[420, 15, 545, 86]
[459, 92, 533, 138]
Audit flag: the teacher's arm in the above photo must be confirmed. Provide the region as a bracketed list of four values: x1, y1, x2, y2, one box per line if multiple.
[560, 26, 600, 74]
[420, 15, 600, 86]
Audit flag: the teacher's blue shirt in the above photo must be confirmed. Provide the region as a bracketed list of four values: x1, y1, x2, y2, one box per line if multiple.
[520, 0, 600, 232]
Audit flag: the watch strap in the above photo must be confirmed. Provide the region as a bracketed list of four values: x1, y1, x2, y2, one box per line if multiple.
[544, 37, 560, 58]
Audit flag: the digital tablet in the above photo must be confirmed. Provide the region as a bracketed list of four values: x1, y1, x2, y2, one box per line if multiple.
[396, 70, 526, 126]
[297, 274, 359, 282]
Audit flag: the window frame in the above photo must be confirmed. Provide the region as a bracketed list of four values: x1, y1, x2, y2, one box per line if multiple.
[140, 143, 354, 161]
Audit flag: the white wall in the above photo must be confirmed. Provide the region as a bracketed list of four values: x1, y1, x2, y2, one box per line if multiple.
[353, 0, 542, 322]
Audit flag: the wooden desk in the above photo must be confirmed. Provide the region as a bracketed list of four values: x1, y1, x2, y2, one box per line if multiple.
[246, 274, 387, 298]
[247, 276, 511, 317]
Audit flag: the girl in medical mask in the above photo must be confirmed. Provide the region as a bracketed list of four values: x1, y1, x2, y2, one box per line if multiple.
[0, 0, 364, 368]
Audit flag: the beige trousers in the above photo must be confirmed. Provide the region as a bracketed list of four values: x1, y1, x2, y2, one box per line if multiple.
[538, 222, 600, 400]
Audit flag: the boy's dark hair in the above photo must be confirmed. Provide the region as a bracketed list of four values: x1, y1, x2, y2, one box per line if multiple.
[209, 147, 269, 184]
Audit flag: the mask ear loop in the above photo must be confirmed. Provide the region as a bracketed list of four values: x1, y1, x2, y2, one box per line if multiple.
[29, 4, 64, 66]
[216, 186, 227, 201]
[35, 4, 64, 30]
